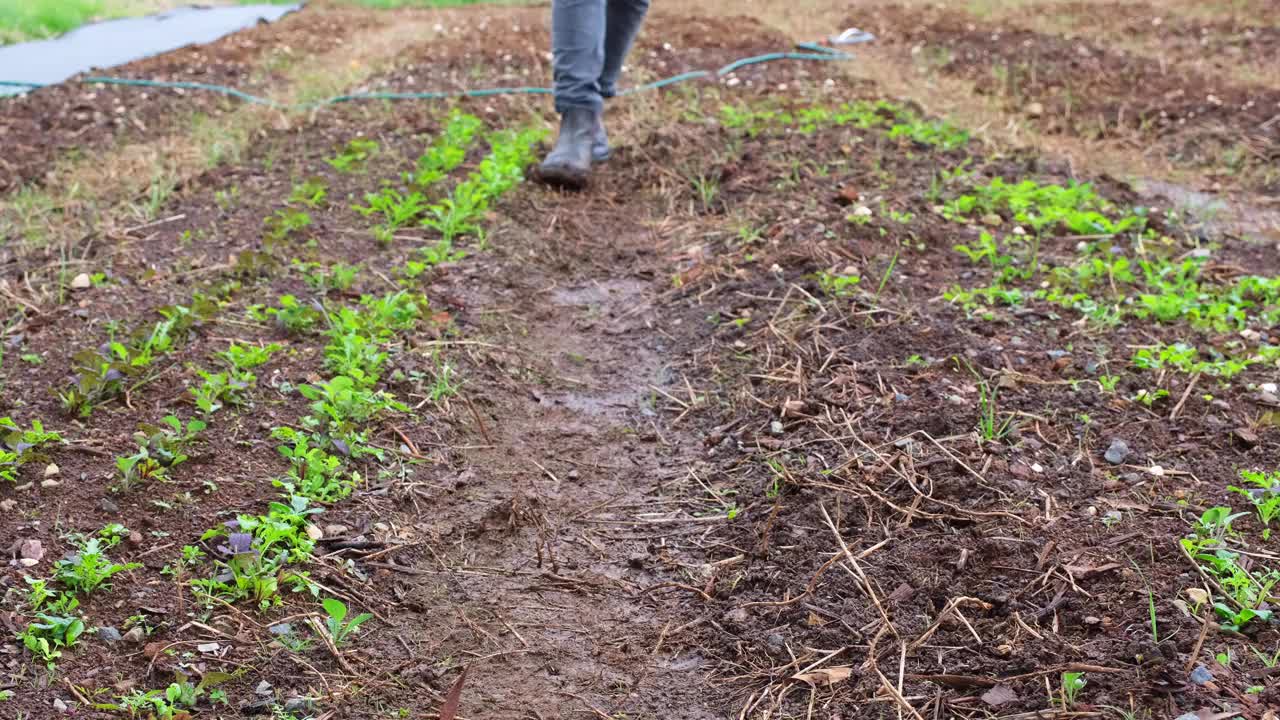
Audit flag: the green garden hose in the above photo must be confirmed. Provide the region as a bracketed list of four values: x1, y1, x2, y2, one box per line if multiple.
[1, 36, 873, 109]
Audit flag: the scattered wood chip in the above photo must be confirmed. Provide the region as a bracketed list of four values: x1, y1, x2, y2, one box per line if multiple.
[791, 666, 853, 687]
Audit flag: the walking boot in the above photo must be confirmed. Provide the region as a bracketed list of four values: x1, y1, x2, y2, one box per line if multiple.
[592, 113, 610, 163]
[537, 106, 596, 189]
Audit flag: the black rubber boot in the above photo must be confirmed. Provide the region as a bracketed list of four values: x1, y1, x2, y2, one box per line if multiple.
[537, 106, 596, 189]
[592, 113, 610, 163]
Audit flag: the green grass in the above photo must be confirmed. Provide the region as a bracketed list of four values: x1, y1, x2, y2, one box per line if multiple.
[0, 0, 497, 45]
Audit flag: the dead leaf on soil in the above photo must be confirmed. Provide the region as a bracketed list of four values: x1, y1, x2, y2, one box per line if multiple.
[791, 666, 853, 687]
[980, 684, 1018, 707]
[439, 666, 468, 720]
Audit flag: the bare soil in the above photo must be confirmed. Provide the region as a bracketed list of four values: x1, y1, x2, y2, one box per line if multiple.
[2, 2, 1279, 720]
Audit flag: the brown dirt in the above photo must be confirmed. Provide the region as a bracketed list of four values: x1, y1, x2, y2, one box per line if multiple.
[858, 3, 1280, 193]
[2, 2, 1280, 719]
[0, 7, 386, 193]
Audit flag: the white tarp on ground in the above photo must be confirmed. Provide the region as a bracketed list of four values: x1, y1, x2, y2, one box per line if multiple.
[0, 4, 301, 95]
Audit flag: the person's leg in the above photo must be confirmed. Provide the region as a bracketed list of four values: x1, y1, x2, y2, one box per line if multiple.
[589, 0, 650, 162]
[539, 0, 606, 188]
[599, 0, 650, 100]
[551, 0, 606, 113]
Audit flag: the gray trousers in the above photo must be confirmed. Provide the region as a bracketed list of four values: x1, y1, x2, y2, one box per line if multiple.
[551, 0, 650, 113]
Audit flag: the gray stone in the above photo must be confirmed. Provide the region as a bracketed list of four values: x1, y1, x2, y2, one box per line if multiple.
[268, 623, 293, 636]
[1104, 438, 1129, 465]
[97, 626, 122, 643]
[1189, 664, 1213, 685]
[254, 680, 273, 696]
[99, 498, 120, 514]
[53, 698, 69, 713]
[284, 697, 317, 713]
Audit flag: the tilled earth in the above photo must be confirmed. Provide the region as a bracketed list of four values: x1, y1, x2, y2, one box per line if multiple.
[2, 2, 1280, 719]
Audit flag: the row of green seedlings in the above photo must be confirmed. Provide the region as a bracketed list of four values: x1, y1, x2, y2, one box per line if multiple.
[9, 293, 416, 714]
[718, 99, 971, 151]
[940, 176, 1280, 383]
[1181, 469, 1280, 635]
[351, 111, 545, 265]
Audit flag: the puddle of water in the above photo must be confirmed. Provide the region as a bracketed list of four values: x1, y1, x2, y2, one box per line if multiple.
[1138, 178, 1280, 241]
[0, 4, 300, 96]
[551, 279, 650, 308]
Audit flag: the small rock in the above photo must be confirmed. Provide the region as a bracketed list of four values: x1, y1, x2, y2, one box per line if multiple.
[99, 498, 120, 514]
[44, 463, 60, 477]
[19, 538, 44, 562]
[1025, 101, 1044, 117]
[241, 698, 273, 716]
[305, 524, 323, 541]
[98, 627, 123, 643]
[373, 522, 390, 533]
[128, 531, 143, 546]
[323, 524, 350, 537]
[722, 608, 749, 625]
[121, 627, 146, 644]
[254, 680, 274, 696]
[765, 633, 785, 650]
[197, 642, 220, 654]
[53, 698, 70, 713]
[284, 697, 317, 713]
[769, 420, 784, 435]
[70, 273, 92, 290]
[1189, 664, 1213, 685]
[41, 479, 61, 488]
[268, 623, 293, 636]
[0, 499, 16, 512]
[1261, 382, 1278, 394]
[1232, 427, 1259, 447]
[1104, 438, 1129, 465]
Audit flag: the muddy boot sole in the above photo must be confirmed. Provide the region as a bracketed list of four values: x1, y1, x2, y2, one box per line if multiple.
[535, 162, 590, 190]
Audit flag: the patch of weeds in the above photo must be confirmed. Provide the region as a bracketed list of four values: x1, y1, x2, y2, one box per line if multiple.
[326, 137, 379, 173]
[0, 417, 63, 483]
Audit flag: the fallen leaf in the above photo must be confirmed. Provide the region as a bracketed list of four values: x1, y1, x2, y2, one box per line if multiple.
[791, 666, 853, 687]
[439, 666, 468, 720]
[981, 684, 1018, 707]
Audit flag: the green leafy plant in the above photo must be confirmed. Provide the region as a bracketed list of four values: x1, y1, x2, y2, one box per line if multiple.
[1230, 469, 1280, 539]
[18, 613, 85, 667]
[54, 534, 141, 594]
[1, 417, 62, 483]
[1058, 671, 1086, 709]
[288, 179, 328, 208]
[326, 137, 379, 173]
[272, 427, 356, 503]
[250, 295, 324, 334]
[263, 209, 313, 244]
[322, 597, 373, 646]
